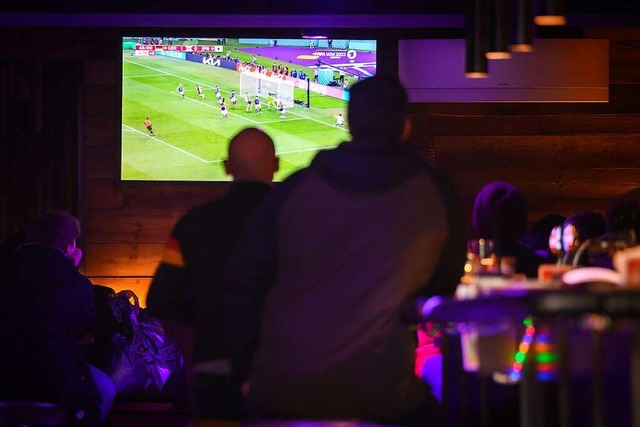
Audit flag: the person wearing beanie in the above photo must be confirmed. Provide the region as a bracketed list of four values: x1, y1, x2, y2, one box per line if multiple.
[224, 75, 466, 425]
[520, 214, 567, 262]
[562, 210, 607, 266]
[606, 187, 640, 241]
[473, 181, 528, 242]
[472, 181, 543, 277]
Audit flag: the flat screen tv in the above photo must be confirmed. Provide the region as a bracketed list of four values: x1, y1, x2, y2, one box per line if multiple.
[121, 36, 377, 181]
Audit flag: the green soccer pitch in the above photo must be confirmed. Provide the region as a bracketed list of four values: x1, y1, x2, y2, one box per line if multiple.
[121, 52, 350, 181]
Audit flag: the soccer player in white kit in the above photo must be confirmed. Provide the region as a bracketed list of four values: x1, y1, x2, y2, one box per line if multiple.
[230, 90, 237, 108]
[220, 99, 229, 118]
[195, 84, 204, 99]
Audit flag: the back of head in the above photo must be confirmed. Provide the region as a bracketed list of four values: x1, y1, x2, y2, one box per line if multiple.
[347, 75, 408, 138]
[564, 211, 606, 242]
[25, 211, 80, 251]
[530, 214, 566, 237]
[520, 214, 566, 253]
[606, 187, 640, 239]
[225, 127, 278, 183]
[473, 181, 527, 243]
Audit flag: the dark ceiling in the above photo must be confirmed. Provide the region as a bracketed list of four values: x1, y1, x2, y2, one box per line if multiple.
[1, 0, 639, 14]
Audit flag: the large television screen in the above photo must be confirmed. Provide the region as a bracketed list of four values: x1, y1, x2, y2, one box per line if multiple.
[121, 36, 377, 181]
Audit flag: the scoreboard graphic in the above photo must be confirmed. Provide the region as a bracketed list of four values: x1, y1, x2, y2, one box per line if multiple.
[135, 45, 224, 53]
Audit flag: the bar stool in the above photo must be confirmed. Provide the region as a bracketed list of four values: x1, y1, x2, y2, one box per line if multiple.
[0, 402, 69, 427]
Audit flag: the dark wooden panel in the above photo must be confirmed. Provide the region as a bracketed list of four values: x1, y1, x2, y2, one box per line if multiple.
[526, 198, 607, 220]
[609, 41, 640, 84]
[434, 135, 640, 170]
[409, 101, 611, 117]
[525, 200, 607, 229]
[609, 84, 640, 113]
[427, 115, 540, 136]
[84, 60, 117, 85]
[122, 183, 228, 209]
[408, 116, 435, 148]
[459, 196, 608, 229]
[85, 146, 117, 179]
[84, 178, 123, 209]
[584, 28, 640, 40]
[86, 277, 154, 308]
[410, 84, 640, 116]
[611, 65, 640, 85]
[83, 242, 164, 277]
[538, 114, 640, 134]
[84, 208, 185, 243]
[422, 114, 640, 137]
[451, 169, 640, 199]
[0, 28, 116, 59]
[83, 84, 118, 118]
[84, 116, 118, 148]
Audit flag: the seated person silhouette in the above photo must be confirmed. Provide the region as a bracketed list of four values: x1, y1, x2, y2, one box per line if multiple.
[561, 210, 606, 267]
[519, 214, 566, 263]
[0, 211, 114, 426]
[472, 181, 544, 277]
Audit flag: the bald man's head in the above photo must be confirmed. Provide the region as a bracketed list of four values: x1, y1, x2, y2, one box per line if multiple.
[224, 128, 279, 183]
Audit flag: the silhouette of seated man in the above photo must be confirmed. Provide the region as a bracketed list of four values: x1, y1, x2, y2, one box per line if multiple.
[0, 211, 114, 426]
[472, 181, 544, 277]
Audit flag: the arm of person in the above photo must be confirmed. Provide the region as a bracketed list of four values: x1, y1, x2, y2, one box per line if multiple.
[424, 169, 467, 298]
[147, 261, 195, 324]
[402, 169, 467, 324]
[146, 235, 196, 371]
[73, 273, 98, 334]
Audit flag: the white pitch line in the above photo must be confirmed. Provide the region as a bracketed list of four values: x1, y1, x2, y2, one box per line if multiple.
[260, 117, 307, 124]
[277, 146, 337, 155]
[124, 73, 168, 78]
[124, 59, 349, 132]
[122, 124, 213, 163]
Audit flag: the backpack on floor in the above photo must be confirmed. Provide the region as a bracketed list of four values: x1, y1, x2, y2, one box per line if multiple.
[106, 290, 184, 399]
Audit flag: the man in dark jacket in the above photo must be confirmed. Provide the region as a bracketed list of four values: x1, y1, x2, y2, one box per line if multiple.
[147, 127, 279, 419]
[0, 211, 114, 426]
[224, 75, 466, 425]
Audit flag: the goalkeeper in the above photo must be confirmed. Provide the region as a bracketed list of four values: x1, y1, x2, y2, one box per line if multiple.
[266, 93, 276, 110]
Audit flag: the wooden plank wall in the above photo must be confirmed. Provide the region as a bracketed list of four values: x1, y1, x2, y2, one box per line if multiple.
[82, 77, 228, 302]
[6, 27, 638, 305]
[408, 29, 640, 233]
[84, 28, 640, 303]
[76, 32, 229, 304]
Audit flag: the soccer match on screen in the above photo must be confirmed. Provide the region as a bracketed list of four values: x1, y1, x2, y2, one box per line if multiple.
[121, 36, 377, 181]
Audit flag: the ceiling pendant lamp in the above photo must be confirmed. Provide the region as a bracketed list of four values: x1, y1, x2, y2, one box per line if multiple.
[486, 0, 511, 59]
[465, 0, 489, 78]
[510, 0, 534, 52]
[535, 0, 567, 26]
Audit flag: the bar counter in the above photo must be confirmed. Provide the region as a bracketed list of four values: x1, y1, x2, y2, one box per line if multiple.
[420, 287, 640, 427]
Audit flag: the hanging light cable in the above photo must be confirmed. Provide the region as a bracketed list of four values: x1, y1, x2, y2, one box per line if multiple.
[486, 0, 511, 59]
[465, 0, 489, 78]
[510, 0, 534, 52]
[535, 0, 567, 26]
